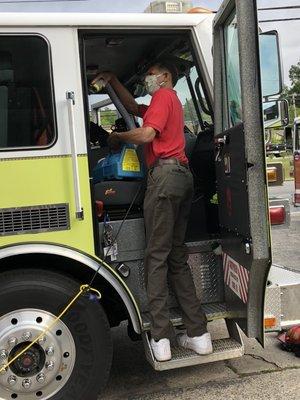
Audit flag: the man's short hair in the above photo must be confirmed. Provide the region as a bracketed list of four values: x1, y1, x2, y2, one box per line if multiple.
[151, 59, 179, 87]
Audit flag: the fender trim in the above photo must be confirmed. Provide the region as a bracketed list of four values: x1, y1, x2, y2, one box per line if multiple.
[0, 243, 142, 333]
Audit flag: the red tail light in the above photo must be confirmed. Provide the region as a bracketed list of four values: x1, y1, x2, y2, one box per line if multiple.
[269, 206, 285, 225]
[95, 200, 104, 218]
[294, 193, 300, 206]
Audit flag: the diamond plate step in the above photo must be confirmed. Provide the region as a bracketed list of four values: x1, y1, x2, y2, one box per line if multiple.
[142, 302, 238, 331]
[142, 333, 244, 371]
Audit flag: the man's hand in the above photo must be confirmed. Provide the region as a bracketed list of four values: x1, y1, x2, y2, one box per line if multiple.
[91, 72, 139, 116]
[107, 132, 122, 152]
[91, 72, 115, 86]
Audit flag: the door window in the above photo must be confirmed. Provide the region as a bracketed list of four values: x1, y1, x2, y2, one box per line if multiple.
[0, 35, 55, 150]
[224, 11, 242, 128]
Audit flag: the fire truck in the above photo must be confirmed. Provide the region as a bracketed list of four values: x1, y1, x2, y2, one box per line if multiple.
[264, 99, 293, 188]
[293, 117, 300, 206]
[0, 1, 295, 399]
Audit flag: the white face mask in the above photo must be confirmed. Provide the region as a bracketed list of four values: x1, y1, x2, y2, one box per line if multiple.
[144, 73, 164, 95]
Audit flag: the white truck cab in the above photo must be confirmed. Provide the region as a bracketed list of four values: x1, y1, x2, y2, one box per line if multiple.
[0, 1, 283, 398]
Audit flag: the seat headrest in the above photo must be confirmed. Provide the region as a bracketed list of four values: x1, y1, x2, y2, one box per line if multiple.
[0, 51, 14, 83]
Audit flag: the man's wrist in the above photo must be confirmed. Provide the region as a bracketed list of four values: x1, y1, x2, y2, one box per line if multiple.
[109, 74, 118, 85]
[115, 132, 124, 142]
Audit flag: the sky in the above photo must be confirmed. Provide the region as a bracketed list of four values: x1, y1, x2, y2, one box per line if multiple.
[0, 0, 299, 85]
[0, 0, 222, 13]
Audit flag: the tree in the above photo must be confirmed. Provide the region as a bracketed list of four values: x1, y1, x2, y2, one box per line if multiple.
[279, 84, 290, 100]
[279, 61, 300, 120]
[289, 61, 300, 95]
[100, 108, 117, 128]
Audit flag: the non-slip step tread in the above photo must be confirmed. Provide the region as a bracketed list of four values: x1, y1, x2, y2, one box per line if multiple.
[171, 338, 242, 360]
[142, 302, 235, 330]
[143, 336, 244, 371]
[187, 239, 221, 253]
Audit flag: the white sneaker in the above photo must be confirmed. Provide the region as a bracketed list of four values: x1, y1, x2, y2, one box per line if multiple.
[150, 338, 172, 361]
[177, 332, 213, 355]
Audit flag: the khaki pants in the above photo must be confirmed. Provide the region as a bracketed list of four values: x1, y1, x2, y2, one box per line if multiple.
[144, 163, 207, 340]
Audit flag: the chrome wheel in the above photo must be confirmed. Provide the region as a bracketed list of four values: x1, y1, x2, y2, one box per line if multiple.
[0, 309, 76, 400]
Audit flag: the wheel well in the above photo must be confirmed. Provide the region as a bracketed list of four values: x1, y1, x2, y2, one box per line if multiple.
[0, 253, 129, 329]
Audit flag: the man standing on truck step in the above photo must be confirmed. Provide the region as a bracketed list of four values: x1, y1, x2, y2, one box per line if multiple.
[92, 60, 212, 361]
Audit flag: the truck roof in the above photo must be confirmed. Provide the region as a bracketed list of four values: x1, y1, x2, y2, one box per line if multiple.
[0, 12, 213, 28]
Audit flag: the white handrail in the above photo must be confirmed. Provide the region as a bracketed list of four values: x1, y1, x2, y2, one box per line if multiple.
[66, 91, 84, 220]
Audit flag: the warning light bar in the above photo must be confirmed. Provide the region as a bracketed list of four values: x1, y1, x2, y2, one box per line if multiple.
[267, 163, 284, 186]
[264, 316, 277, 330]
[267, 167, 277, 183]
[269, 206, 285, 225]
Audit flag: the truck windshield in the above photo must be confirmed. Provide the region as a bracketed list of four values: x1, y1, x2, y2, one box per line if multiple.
[175, 66, 212, 135]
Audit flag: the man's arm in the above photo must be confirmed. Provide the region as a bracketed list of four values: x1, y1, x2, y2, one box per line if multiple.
[108, 89, 172, 149]
[109, 127, 156, 149]
[91, 72, 140, 116]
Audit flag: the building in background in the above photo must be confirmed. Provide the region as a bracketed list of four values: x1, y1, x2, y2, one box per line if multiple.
[145, 0, 193, 13]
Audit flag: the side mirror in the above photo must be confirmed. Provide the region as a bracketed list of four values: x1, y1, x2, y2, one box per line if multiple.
[263, 99, 289, 128]
[259, 31, 282, 98]
[280, 99, 289, 126]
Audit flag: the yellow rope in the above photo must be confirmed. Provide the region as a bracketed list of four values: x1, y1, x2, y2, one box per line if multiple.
[0, 284, 101, 374]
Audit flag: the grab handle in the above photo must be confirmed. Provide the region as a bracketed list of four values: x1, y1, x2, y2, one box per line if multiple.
[106, 82, 136, 131]
[66, 91, 84, 220]
[215, 134, 229, 162]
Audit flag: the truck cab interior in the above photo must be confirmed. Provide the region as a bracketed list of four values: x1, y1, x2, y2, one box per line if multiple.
[81, 31, 219, 244]
[79, 30, 229, 330]
[79, 8, 275, 348]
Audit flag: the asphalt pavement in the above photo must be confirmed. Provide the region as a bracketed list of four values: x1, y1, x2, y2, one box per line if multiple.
[99, 180, 300, 400]
[100, 324, 300, 400]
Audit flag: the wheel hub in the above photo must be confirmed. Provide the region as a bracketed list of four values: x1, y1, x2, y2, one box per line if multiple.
[0, 309, 76, 399]
[9, 342, 46, 378]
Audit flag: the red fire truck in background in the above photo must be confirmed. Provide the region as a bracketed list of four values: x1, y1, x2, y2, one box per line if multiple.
[293, 117, 300, 206]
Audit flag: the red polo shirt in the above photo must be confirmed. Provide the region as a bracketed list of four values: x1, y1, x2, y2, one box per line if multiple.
[139, 88, 188, 167]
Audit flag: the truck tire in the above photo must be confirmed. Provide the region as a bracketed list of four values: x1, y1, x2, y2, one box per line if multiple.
[0, 269, 113, 400]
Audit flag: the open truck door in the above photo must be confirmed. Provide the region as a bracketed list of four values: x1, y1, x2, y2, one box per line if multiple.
[213, 0, 282, 346]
